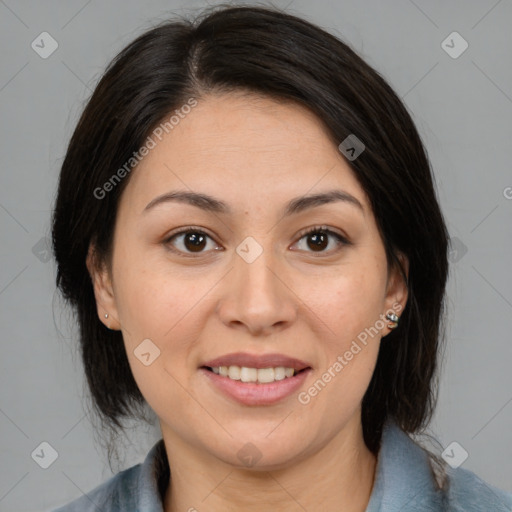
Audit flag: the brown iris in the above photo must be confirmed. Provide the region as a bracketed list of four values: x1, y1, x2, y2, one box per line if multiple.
[183, 232, 207, 252]
[306, 231, 329, 251]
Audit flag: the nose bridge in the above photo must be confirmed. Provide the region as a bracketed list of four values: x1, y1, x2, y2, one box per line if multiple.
[234, 234, 281, 299]
[217, 233, 297, 333]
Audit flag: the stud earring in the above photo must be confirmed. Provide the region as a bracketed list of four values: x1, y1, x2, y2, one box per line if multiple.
[104, 313, 109, 319]
[385, 312, 399, 329]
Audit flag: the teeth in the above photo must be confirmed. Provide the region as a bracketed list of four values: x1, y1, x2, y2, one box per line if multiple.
[240, 367, 257, 382]
[274, 367, 286, 381]
[211, 366, 299, 383]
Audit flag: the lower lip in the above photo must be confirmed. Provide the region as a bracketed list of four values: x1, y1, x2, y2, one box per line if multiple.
[199, 367, 312, 406]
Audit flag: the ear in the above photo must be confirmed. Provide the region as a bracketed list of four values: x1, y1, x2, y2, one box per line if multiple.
[86, 243, 121, 330]
[383, 252, 409, 332]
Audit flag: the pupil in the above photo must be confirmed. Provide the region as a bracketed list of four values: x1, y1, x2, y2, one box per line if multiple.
[308, 232, 327, 251]
[185, 232, 206, 252]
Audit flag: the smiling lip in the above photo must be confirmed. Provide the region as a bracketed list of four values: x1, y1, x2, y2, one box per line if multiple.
[201, 352, 311, 370]
[199, 367, 312, 406]
[199, 352, 312, 406]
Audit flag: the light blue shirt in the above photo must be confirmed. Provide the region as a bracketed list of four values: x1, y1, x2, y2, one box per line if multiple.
[53, 419, 512, 511]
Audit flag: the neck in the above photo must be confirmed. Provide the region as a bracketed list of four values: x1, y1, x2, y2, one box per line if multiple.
[162, 419, 377, 512]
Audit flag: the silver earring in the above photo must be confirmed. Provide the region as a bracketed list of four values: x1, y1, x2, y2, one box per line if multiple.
[386, 312, 399, 329]
[104, 313, 109, 319]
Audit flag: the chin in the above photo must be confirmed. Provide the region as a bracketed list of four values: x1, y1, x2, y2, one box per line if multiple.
[207, 435, 310, 472]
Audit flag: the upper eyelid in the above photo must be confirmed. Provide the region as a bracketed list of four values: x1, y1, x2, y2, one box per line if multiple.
[296, 225, 348, 242]
[164, 226, 216, 243]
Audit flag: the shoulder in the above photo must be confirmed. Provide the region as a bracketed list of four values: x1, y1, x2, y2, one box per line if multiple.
[365, 419, 512, 512]
[51, 439, 167, 512]
[444, 464, 512, 511]
[52, 464, 141, 511]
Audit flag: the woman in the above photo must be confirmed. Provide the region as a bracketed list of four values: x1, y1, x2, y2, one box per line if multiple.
[51, 5, 512, 511]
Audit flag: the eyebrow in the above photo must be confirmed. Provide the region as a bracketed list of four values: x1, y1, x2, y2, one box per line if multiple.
[143, 189, 364, 216]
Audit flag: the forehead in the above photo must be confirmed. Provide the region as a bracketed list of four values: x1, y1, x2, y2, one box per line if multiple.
[119, 92, 368, 215]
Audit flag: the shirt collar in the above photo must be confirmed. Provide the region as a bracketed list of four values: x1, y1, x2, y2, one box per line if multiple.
[364, 418, 443, 511]
[135, 437, 168, 511]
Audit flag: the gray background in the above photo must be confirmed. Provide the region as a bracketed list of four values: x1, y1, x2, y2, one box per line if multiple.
[1, 0, 511, 510]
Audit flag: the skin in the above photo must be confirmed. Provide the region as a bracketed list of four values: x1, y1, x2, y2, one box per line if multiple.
[87, 91, 408, 512]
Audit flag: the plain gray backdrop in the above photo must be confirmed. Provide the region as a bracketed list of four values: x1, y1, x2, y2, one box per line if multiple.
[1, 0, 511, 510]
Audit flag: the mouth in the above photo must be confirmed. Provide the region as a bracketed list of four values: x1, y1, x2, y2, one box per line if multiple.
[199, 365, 312, 406]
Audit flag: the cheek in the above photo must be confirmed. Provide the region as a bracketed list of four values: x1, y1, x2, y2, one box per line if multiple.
[296, 262, 386, 404]
[305, 264, 387, 341]
[299, 275, 384, 422]
[113, 263, 206, 411]
[112, 244, 197, 338]
[112, 249, 215, 377]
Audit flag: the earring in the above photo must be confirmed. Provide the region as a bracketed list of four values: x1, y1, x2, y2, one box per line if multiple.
[104, 313, 109, 319]
[386, 312, 399, 330]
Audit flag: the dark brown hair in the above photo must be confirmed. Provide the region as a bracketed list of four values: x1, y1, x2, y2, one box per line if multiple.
[51, 3, 449, 480]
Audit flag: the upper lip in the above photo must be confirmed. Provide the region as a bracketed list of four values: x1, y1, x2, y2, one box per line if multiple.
[201, 352, 312, 371]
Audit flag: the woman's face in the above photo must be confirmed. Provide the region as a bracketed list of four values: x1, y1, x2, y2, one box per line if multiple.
[88, 92, 407, 469]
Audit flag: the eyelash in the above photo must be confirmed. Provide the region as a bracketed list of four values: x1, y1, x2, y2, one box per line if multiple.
[163, 225, 350, 258]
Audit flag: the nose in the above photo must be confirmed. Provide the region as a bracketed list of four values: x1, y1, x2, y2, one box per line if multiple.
[216, 241, 298, 336]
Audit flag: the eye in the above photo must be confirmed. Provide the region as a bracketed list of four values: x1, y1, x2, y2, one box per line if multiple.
[163, 227, 222, 256]
[292, 225, 349, 255]
[163, 225, 349, 257]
